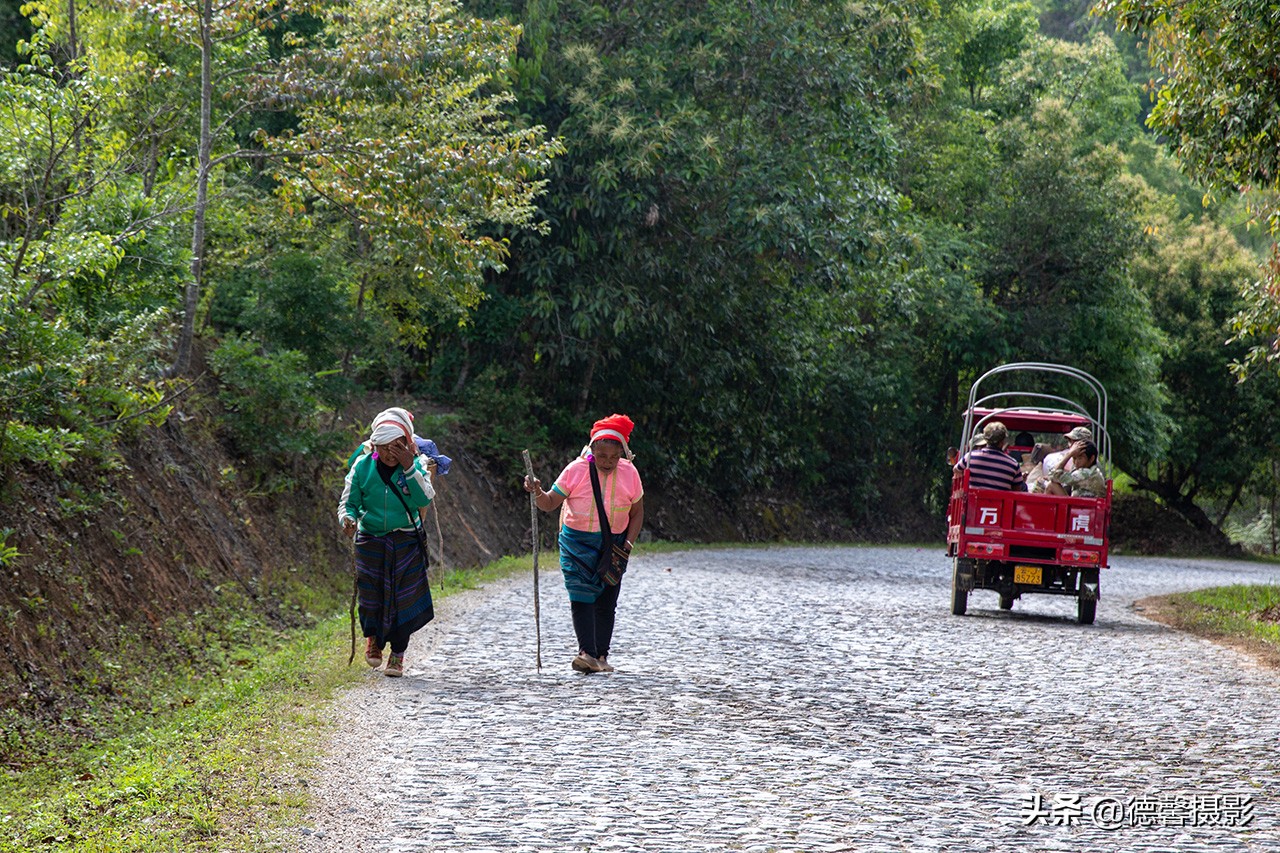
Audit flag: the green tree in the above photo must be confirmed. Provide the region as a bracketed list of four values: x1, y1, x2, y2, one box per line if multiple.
[108, 0, 322, 377]
[0, 14, 175, 473]
[1130, 215, 1280, 530]
[457, 0, 922, 494]
[4, 0, 559, 478]
[0, 0, 33, 67]
[991, 31, 1139, 144]
[898, 16, 1169, 479]
[955, 0, 1035, 106]
[259, 0, 562, 357]
[211, 251, 353, 372]
[1096, 0, 1280, 195]
[970, 103, 1168, 465]
[1097, 0, 1280, 376]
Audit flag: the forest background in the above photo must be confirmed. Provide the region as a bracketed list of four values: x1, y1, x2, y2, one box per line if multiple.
[3, 0, 1280, 756]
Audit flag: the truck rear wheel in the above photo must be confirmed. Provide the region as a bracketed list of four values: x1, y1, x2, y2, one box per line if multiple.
[999, 592, 1014, 610]
[1077, 596, 1096, 625]
[951, 558, 969, 616]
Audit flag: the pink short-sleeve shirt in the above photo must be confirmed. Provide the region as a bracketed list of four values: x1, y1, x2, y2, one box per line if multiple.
[552, 457, 643, 534]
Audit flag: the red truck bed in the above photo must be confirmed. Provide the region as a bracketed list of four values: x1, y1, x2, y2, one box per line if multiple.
[946, 473, 1111, 569]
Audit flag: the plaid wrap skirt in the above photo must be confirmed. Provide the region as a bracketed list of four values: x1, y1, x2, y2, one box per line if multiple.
[354, 529, 434, 644]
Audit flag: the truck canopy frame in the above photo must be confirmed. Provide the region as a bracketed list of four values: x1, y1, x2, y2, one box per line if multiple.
[959, 362, 1111, 475]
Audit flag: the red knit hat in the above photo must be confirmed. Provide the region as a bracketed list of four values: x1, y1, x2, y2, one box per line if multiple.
[590, 413, 635, 445]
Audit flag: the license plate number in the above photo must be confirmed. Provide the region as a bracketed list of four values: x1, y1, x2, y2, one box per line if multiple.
[1014, 565, 1042, 585]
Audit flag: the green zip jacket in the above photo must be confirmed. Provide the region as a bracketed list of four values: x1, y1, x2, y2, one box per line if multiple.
[337, 452, 434, 536]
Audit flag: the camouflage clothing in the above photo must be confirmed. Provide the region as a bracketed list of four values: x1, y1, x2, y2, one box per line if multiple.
[1048, 463, 1105, 497]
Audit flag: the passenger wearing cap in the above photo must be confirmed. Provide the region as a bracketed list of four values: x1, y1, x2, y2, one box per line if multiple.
[947, 431, 986, 465]
[954, 421, 1026, 491]
[1046, 439, 1105, 497]
[1036, 426, 1093, 492]
[524, 414, 645, 674]
[337, 408, 437, 678]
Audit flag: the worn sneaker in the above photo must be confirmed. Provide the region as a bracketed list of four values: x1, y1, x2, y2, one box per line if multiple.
[364, 637, 383, 668]
[571, 652, 603, 673]
[384, 653, 404, 677]
[596, 655, 615, 673]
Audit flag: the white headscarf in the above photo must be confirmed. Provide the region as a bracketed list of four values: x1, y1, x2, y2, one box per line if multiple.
[369, 407, 414, 445]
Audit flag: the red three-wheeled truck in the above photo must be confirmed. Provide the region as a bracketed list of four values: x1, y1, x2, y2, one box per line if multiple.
[946, 363, 1113, 624]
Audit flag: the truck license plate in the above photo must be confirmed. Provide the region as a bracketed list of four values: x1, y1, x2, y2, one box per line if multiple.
[1014, 565, 1042, 585]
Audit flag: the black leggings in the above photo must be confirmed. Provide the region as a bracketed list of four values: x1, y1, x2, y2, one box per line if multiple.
[570, 582, 622, 658]
[369, 626, 412, 655]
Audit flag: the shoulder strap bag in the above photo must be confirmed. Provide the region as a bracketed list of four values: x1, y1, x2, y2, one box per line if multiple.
[589, 462, 628, 586]
[381, 463, 433, 578]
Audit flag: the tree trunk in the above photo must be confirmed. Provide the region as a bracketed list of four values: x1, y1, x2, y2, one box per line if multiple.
[337, 226, 373, 380]
[1272, 459, 1278, 556]
[1214, 480, 1245, 529]
[66, 0, 79, 63]
[143, 131, 159, 197]
[574, 344, 599, 420]
[0, 404, 9, 489]
[452, 338, 471, 396]
[1131, 473, 1235, 546]
[338, 270, 369, 381]
[67, 2, 93, 190]
[170, 0, 214, 377]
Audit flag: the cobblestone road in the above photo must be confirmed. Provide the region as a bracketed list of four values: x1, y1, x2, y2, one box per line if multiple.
[298, 547, 1280, 852]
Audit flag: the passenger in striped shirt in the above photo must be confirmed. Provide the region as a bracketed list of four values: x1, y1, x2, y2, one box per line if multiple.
[954, 421, 1026, 491]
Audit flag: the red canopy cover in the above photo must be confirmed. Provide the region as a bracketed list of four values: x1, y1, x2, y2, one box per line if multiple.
[965, 407, 1092, 434]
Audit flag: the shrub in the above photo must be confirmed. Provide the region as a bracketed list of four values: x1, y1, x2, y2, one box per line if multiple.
[460, 365, 550, 476]
[208, 335, 343, 466]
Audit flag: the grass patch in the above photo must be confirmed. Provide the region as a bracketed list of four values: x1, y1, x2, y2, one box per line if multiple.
[0, 558, 530, 853]
[1136, 584, 1280, 669]
[1179, 585, 1280, 642]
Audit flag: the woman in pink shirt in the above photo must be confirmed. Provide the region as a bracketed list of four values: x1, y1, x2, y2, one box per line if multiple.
[524, 414, 645, 673]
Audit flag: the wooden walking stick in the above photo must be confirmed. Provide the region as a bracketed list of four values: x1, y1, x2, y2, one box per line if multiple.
[422, 459, 445, 592]
[416, 503, 446, 593]
[348, 574, 358, 666]
[347, 532, 358, 666]
[521, 449, 543, 672]
[432, 502, 446, 591]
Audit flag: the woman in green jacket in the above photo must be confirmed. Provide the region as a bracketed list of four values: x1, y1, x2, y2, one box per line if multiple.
[338, 409, 435, 677]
